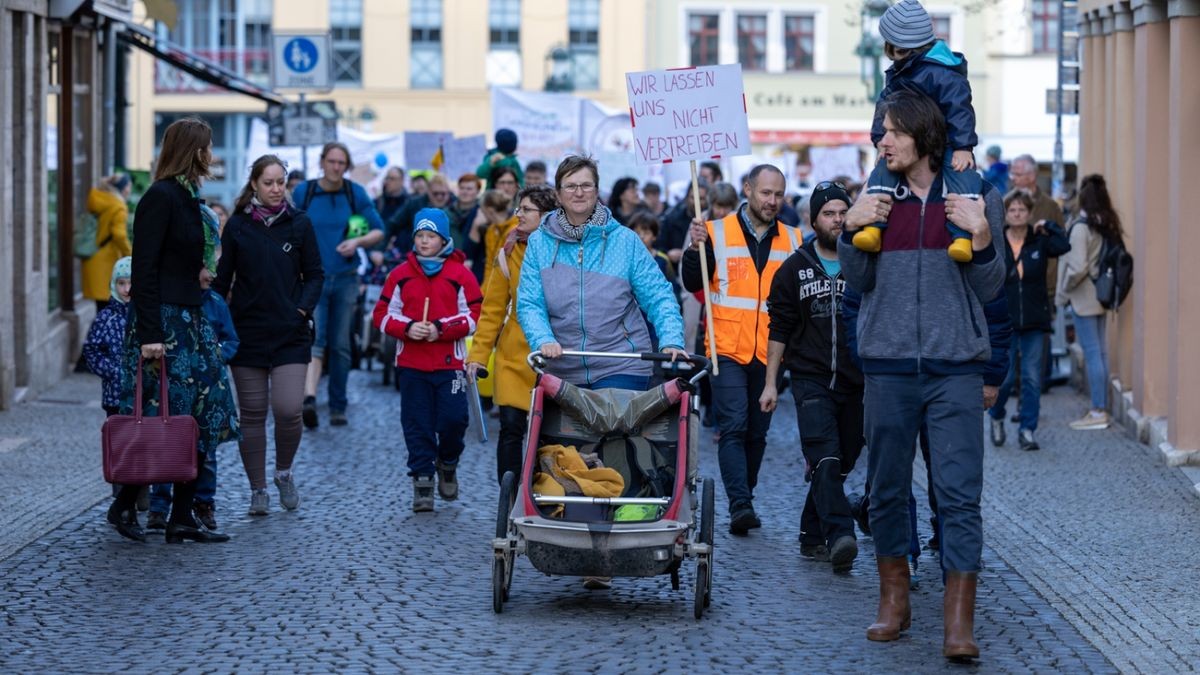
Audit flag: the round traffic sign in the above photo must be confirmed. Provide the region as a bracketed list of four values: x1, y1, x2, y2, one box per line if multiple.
[283, 38, 319, 74]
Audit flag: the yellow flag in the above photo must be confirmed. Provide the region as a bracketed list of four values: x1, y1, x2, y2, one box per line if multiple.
[431, 141, 445, 172]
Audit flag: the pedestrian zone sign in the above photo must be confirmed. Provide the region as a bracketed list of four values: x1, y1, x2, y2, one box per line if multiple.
[271, 33, 332, 91]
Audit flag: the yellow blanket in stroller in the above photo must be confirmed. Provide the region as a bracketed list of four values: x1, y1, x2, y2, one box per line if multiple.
[533, 445, 624, 516]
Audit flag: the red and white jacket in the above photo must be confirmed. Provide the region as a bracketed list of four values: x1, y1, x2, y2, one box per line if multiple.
[372, 250, 483, 371]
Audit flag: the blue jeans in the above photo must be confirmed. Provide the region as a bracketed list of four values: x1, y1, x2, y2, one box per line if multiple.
[1073, 313, 1108, 409]
[712, 356, 774, 510]
[865, 372, 984, 572]
[313, 270, 360, 413]
[398, 368, 468, 477]
[866, 149, 977, 240]
[989, 329, 1047, 432]
[582, 374, 650, 391]
[149, 443, 217, 513]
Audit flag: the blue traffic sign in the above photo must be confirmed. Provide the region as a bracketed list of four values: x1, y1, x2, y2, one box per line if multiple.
[283, 38, 319, 73]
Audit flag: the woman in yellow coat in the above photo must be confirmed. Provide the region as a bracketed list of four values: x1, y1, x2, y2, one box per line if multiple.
[466, 185, 558, 484]
[81, 174, 133, 308]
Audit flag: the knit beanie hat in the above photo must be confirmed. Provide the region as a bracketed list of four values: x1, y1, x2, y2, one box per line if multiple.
[495, 128, 518, 155]
[413, 207, 452, 244]
[879, 0, 936, 49]
[110, 256, 132, 303]
[810, 183, 852, 224]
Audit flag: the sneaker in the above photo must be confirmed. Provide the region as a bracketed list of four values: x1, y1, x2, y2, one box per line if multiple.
[412, 475, 435, 512]
[1069, 410, 1110, 431]
[302, 396, 319, 429]
[800, 542, 830, 562]
[436, 462, 459, 501]
[249, 488, 270, 516]
[193, 502, 218, 530]
[848, 492, 872, 536]
[275, 472, 300, 510]
[145, 511, 168, 530]
[829, 535, 858, 573]
[1018, 428, 1041, 451]
[582, 576, 612, 590]
[329, 410, 348, 427]
[729, 507, 758, 535]
[990, 417, 1006, 446]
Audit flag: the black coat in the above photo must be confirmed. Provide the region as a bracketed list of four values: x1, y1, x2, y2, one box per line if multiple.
[1001, 222, 1071, 332]
[131, 178, 207, 344]
[213, 208, 325, 368]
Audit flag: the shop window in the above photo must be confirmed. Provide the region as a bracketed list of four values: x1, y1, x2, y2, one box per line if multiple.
[487, 0, 522, 87]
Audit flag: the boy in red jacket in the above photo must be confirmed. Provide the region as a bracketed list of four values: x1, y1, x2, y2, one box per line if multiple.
[373, 208, 483, 512]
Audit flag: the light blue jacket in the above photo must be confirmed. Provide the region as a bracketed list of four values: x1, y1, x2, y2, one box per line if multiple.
[517, 206, 684, 386]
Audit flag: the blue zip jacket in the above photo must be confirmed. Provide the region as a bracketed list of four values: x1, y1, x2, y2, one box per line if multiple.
[202, 289, 239, 363]
[870, 41, 978, 152]
[517, 206, 685, 386]
[842, 285, 1013, 387]
[82, 301, 130, 408]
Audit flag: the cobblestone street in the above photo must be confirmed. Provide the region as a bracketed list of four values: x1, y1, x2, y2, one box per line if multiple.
[2, 368, 1197, 672]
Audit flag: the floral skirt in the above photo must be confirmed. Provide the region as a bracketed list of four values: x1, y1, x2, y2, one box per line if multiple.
[120, 303, 240, 452]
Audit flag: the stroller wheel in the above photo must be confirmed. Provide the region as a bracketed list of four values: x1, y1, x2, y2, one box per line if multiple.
[700, 478, 715, 547]
[492, 558, 506, 614]
[694, 560, 708, 620]
[671, 569, 680, 591]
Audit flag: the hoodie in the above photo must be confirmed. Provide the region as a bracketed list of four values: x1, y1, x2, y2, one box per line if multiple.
[870, 40, 978, 153]
[517, 205, 685, 387]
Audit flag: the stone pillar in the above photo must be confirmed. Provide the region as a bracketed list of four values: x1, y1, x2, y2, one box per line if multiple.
[1166, 3, 1200, 458]
[1111, 2, 1136, 397]
[1131, 0, 1170, 421]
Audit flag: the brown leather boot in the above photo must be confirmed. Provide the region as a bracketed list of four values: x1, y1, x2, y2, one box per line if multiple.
[866, 556, 911, 641]
[943, 571, 980, 661]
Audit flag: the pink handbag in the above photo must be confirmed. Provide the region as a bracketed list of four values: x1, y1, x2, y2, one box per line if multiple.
[102, 356, 198, 484]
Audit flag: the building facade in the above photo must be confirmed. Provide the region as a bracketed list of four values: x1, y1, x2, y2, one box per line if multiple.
[126, 0, 650, 206]
[0, 0, 129, 409]
[1076, 0, 1200, 464]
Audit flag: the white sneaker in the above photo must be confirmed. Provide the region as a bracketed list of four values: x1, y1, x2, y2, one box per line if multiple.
[1069, 410, 1110, 431]
[275, 471, 300, 510]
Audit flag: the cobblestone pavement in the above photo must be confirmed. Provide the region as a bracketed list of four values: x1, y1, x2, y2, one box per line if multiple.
[1, 366, 1193, 672]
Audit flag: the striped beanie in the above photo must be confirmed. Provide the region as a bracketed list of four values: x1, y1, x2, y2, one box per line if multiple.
[878, 0, 935, 49]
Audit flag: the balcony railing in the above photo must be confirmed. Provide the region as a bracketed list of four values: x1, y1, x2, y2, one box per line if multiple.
[155, 47, 270, 94]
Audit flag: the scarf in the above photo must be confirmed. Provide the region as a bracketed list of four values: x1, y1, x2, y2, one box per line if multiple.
[554, 203, 609, 242]
[503, 225, 531, 256]
[248, 195, 288, 227]
[417, 239, 455, 276]
[178, 176, 220, 272]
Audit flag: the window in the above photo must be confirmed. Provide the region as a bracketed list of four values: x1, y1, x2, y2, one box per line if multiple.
[330, 0, 362, 85]
[411, 0, 443, 88]
[688, 13, 719, 66]
[784, 14, 814, 72]
[932, 14, 951, 43]
[1031, 0, 1059, 53]
[736, 14, 767, 71]
[158, 0, 272, 92]
[569, 0, 600, 90]
[487, 0, 521, 87]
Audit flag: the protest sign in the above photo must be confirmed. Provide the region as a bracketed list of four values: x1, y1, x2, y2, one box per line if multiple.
[404, 131, 452, 172]
[444, 135, 487, 182]
[625, 64, 751, 166]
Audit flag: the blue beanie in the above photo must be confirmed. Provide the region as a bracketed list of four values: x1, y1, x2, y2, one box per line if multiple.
[413, 207, 452, 244]
[879, 0, 936, 49]
[495, 128, 518, 155]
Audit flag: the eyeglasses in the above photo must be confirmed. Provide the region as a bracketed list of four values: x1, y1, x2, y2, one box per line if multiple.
[560, 183, 597, 194]
[514, 207, 542, 216]
[814, 181, 847, 192]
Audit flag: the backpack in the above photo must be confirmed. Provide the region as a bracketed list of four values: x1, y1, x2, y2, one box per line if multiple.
[1094, 235, 1134, 310]
[73, 211, 109, 259]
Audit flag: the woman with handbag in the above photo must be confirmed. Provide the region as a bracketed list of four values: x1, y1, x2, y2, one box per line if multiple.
[1057, 174, 1121, 431]
[107, 117, 240, 543]
[214, 155, 324, 515]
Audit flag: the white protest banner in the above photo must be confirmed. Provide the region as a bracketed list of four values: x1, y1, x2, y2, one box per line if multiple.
[625, 64, 751, 166]
[444, 134, 487, 182]
[404, 131, 452, 172]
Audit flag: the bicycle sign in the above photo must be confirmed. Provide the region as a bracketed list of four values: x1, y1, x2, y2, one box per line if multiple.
[271, 32, 332, 91]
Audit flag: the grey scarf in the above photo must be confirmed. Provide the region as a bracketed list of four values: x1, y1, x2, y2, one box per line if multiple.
[555, 203, 609, 241]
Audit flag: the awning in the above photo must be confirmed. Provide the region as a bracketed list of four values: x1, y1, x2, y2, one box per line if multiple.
[118, 22, 283, 105]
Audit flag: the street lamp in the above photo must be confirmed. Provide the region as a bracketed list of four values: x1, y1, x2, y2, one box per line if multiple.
[856, 0, 890, 102]
[544, 45, 575, 93]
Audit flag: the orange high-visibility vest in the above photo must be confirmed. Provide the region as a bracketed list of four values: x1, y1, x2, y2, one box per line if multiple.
[705, 212, 800, 365]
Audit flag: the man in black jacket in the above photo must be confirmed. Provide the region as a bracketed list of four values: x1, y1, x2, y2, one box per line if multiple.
[760, 181, 863, 573]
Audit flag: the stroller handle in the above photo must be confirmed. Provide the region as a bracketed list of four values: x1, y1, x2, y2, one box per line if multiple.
[526, 350, 710, 385]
